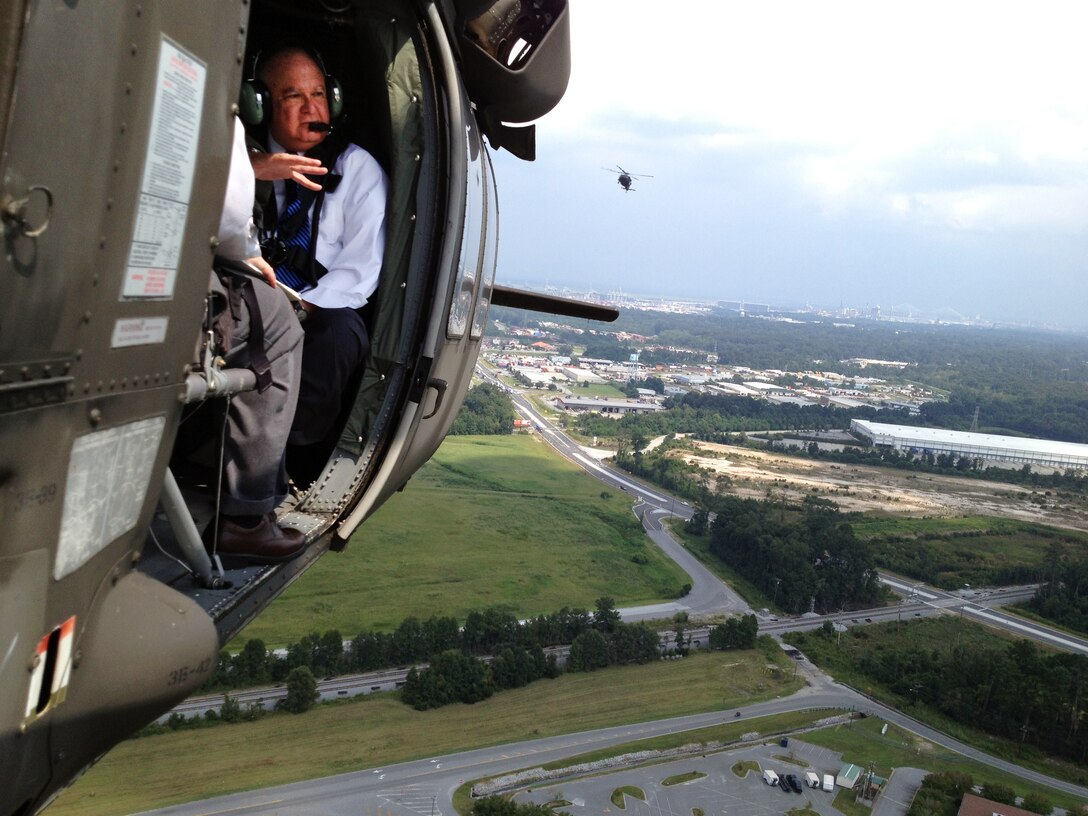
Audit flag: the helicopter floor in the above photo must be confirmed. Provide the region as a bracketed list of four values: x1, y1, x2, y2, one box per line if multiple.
[137, 485, 333, 644]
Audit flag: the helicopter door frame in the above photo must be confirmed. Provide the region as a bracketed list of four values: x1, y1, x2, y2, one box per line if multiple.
[336, 1, 476, 539]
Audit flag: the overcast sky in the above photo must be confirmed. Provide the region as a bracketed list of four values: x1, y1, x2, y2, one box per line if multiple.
[490, 1, 1088, 330]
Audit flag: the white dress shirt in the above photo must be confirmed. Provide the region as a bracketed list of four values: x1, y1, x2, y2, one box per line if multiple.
[268, 135, 388, 310]
[217, 117, 261, 261]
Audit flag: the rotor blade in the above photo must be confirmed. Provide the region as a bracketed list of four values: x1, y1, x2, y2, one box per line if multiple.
[491, 285, 619, 322]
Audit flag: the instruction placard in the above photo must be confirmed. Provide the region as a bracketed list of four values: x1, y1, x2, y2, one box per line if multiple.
[122, 39, 206, 299]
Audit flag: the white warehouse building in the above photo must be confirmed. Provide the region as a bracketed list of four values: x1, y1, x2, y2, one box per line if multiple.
[850, 419, 1088, 470]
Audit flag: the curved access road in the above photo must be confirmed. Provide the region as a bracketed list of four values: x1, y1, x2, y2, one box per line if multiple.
[621, 501, 751, 621]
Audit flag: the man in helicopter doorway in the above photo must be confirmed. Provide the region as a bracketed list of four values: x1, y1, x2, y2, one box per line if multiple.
[207, 115, 306, 563]
[244, 45, 388, 486]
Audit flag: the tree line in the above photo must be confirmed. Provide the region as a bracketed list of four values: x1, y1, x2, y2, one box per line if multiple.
[402, 598, 657, 710]
[202, 599, 763, 716]
[204, 601, 649, 692]
[204, 605, 595, 691]
[403, 606, 761, 711]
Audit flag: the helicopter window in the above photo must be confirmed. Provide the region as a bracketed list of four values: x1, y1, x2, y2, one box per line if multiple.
[470, 149, 497, 340]
[447, 117, 485, 339]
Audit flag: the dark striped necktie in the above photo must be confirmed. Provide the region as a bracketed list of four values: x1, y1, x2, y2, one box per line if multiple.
[275, 180, 310, 291]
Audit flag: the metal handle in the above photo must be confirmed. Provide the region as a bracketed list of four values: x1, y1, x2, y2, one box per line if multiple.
[422, 378, 448, 420]
[2, 185, 53, 238]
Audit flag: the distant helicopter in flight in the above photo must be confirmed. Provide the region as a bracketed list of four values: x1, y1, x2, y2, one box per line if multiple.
[603, 165, 653, 192]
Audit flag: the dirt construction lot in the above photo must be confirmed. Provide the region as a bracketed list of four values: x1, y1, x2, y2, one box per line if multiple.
[679, 441, 1088, 531]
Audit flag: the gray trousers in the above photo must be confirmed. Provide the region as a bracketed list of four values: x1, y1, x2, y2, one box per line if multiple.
[211, 274, 304, 516]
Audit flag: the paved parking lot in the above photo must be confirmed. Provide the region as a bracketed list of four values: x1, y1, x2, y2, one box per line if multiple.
[516, 739, 847, 815]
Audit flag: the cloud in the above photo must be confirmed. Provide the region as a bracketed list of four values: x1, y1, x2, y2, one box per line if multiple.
[493, 1, 1088, 328]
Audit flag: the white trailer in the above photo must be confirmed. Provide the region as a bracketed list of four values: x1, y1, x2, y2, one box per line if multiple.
[805, 771, 820, 788]
[822, 774, 835, 792]
[762, 769, 779, 785]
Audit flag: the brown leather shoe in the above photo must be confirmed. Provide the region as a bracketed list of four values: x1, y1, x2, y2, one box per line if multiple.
[205, 513, 306, 565]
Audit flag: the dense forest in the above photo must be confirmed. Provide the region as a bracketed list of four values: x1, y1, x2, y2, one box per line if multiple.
[704, 495, 883, 614]
[1026, 548, 1088, 635]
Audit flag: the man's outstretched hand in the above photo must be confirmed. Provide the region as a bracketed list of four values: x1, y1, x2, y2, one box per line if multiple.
[250, 152, 328, 190]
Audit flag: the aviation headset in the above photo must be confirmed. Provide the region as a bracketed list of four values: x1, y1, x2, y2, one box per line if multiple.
[238, 47, 344, 127]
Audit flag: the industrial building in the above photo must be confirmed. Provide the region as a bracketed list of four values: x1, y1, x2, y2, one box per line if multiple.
[850, 419, 1088, 470]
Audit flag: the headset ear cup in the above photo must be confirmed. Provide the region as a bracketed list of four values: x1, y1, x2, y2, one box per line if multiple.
[238, 79, 269, 127]
[326, 76, 344, 120]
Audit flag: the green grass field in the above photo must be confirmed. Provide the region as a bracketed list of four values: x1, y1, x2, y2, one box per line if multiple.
[569, 382, 629, 399]
[45, 650, 802, 816]
[237, 435, 689, 644]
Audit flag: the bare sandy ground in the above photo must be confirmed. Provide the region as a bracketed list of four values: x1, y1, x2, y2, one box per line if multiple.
[677, 441, 1088, 530]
